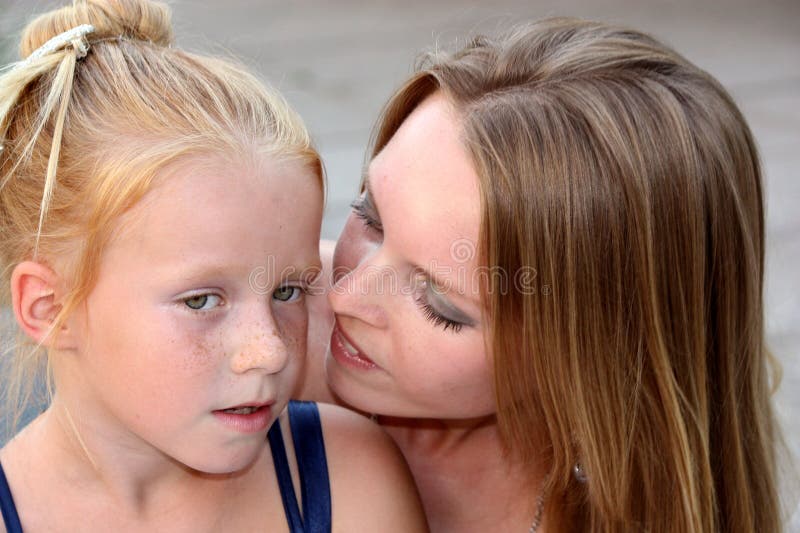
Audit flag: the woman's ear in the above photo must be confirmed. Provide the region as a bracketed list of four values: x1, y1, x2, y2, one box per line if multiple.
[10, 261, 76, 350]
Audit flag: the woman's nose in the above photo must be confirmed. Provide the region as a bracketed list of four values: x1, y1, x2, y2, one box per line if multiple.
[230, 318, 290, 375]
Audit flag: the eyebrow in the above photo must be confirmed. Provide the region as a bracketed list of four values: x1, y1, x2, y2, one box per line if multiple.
[174, 259, 321, 285]
[172, 264, 230, 284]
[291, 262, 324, 284]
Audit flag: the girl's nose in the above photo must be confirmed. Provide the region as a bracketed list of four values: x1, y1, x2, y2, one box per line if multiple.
[230, 322, 289, 375]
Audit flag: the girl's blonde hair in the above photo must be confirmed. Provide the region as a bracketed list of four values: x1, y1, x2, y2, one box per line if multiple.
[371, 18, 781, 531]
[0, 0, 322, 433]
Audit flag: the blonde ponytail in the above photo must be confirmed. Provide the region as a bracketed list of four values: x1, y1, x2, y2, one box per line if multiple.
[0, 55, 62, 188]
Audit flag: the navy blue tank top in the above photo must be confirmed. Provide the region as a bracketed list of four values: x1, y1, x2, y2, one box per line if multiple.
[0, 400, 331, 533]
[0, 458, 22, 533]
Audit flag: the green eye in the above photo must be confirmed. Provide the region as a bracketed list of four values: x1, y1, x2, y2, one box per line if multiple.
[273, 286, 300, 302]
[184, 294, 221, 310]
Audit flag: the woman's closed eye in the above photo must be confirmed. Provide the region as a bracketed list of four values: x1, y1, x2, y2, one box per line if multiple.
[351, 197, 383, 233]
[413, 278, 470, 334]
[415, 294, 464, 333]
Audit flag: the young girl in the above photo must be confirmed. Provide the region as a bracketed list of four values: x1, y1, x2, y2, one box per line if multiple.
[0, 1, 426, 531]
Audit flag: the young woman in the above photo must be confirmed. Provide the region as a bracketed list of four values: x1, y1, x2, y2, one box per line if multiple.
[306, 18, 784, 532]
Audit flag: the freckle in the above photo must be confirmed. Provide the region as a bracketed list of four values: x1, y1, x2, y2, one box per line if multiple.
[176, 337, 217, 374]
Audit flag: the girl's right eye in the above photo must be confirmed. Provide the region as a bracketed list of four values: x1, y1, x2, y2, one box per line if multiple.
[351, 198, 383, 233]
[183, 294, 222, 311]
[272, 285, 302, 302]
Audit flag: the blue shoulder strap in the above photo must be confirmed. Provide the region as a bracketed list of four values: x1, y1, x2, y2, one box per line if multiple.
[267, 415, 304, 532]
[0, 461, 23, 533]
[267, 401, 331, 533]
[288, 401, 331, 533]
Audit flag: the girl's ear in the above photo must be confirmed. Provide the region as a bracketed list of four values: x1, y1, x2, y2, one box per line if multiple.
[10, 261, 77, 350]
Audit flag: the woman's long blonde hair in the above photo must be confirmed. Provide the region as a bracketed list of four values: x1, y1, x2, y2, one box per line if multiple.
[0, 0, 322, 433]
[371, 18, 781, 531]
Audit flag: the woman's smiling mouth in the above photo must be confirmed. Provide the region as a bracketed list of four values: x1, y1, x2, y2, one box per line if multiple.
[330, 321, 379, 370]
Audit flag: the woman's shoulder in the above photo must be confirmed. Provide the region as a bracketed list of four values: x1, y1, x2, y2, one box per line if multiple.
[312, 402, 429, 532]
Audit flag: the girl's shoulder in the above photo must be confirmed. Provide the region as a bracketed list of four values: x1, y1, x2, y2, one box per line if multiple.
[0, 436, 27, 533]
[309, 402, 428, 532]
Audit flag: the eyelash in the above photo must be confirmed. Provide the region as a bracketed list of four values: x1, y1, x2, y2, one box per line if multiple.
[351, 199, 383, 233]
[415, 295, 464, 333]
[352, 196, 461, 333]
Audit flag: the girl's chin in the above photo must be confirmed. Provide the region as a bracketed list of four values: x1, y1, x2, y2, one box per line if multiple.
[187, 453, 262, 476]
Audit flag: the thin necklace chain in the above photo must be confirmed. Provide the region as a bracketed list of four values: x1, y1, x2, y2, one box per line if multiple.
[528, 491, 545, 533]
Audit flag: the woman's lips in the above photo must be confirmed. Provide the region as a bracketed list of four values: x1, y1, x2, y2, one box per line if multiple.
[330, 322, 379, 370]
[212, 402, 273, 433]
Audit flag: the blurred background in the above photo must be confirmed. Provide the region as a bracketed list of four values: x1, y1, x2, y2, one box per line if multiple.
[1, 0, 798, 519]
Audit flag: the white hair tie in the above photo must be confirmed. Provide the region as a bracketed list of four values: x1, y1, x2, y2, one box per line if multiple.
[21, 24, 96, 66]
[0, 24, 96, 155]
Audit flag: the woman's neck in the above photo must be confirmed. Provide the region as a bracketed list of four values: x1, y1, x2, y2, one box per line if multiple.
[378, 415, 545, 533]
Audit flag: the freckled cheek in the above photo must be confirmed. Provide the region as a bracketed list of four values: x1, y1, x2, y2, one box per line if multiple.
[277, 315, 307, 362]
[284, 334, 306, 368]
[120, 335, 220, 414]
[162, 333, 225, 376]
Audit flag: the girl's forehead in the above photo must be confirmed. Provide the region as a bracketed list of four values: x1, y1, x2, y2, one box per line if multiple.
[104, 155, 322, 273]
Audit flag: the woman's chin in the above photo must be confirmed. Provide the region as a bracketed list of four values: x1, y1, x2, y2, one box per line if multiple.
[325, 360, 376, 411]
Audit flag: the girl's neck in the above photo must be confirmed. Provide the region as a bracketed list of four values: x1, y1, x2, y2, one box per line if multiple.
[17, 396, 248, 518]
[1, 402, 273, 532]
[378, 415, 545, 533]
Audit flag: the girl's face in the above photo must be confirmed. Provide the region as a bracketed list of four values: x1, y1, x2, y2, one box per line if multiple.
[64, 154, 322, 473]
[326, 94, 496, 420]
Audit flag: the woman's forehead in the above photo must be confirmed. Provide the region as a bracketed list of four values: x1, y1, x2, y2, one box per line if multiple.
[368, 95, 482, 280]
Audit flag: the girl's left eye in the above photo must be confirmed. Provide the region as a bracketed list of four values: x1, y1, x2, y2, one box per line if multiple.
[183, 294, 222, 311]
[273, 286, 302, 302]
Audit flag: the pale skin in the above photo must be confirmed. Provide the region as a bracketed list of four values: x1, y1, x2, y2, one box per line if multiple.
[302, 94, 548, 532]
[0, 154, 426, 532]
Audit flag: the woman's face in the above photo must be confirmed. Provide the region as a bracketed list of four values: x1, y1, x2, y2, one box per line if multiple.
[326, 94, 495, 420]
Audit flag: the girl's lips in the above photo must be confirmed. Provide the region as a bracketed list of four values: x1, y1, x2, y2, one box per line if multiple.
[330, 322, 379, 370]
[212, 403, 273, 433]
